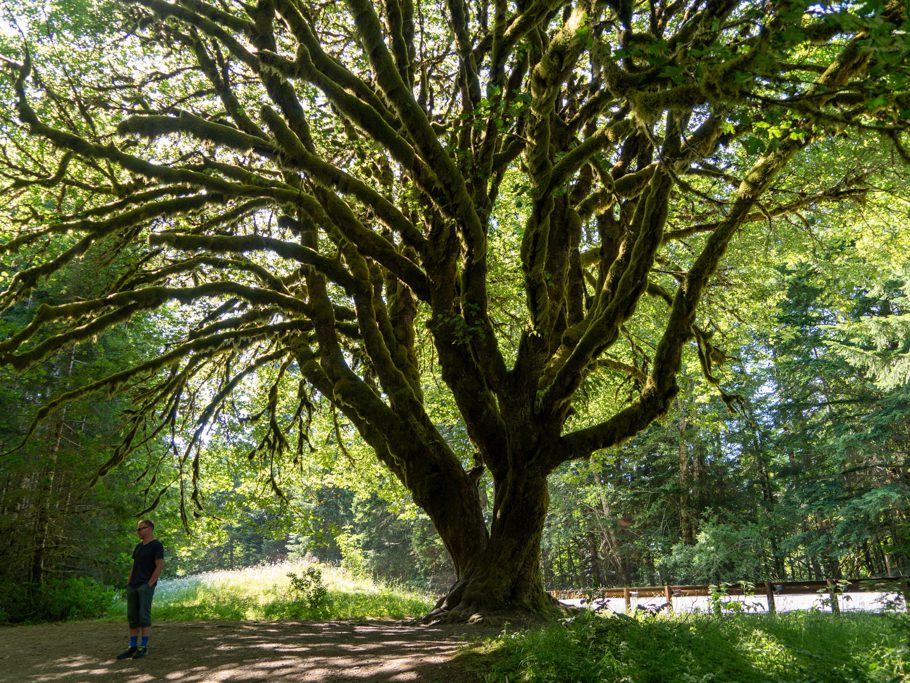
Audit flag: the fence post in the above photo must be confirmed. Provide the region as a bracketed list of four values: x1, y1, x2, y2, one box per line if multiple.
[624, 587, 631, 615]
[764, 581, 776, 614]
[664, 584, 673, 613]
[826, 579, 841, 615]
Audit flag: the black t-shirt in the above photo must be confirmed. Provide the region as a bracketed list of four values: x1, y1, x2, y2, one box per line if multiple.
[129, 539, 164, 586]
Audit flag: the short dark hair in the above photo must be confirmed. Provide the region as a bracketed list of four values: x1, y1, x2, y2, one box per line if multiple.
[139, 519, 155, 529]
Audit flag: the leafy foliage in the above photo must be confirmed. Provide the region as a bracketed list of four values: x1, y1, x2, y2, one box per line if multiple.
[476, 612, 909, 683]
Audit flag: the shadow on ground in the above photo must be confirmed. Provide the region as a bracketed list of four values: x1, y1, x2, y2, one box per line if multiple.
[0, 620, 496, 682]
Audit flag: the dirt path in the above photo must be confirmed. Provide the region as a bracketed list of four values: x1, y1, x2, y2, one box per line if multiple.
[0, 620, 498, 682]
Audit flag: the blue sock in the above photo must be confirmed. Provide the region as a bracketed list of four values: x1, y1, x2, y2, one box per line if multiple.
[130, 636, 137, 648]
[141, 636, 149, 649]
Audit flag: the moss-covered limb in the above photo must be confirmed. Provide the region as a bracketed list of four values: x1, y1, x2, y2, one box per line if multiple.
[663, 186, 868, 243]
[0, 233, 88, 309]
[186, 307, 287, 340]
[522, 3, 597, 324]
[183, 347, 291, 467]
[187, 34, 265, 139]
[247, 8, 318, 156]
[6, 151, 73, 189]
[662, 0, 740, 57]
[566, 222, 588, 329]
[597, 2, 745, 105]
[429, 313, 511, 479]
[307, 185, 431, 302]
[557, 34, 885, 464]
[147, 232, 359, 293]
[343, 254, 425, 416]
[13, 70, 297, 203]
[130, 0, 260, 71]
[296, 358, 406, 482]
[272, 0, 399, 129]
[554, 375, 678, 466]
[189, 157, 287, 195]
[447, 0, 482, 115]
[472, 0, 513, 191]
[421, 223, 509, 461]
[273, 49, 448, 226]
[2, 191, 215, 255]
[493, 0, 563, 59]
[2, 281, 307, 366]
[301, 346, 489, 579]
[0, 193, 220, 308]
[193, 196, 276, 235]
[558, 157, 804, 463]
[528, 4, 595, 184]
[549, 118, 634, 193]
[0, 299, 133, 369]
[125, 254, 291, 295]
[117, 112, 274, 156]
[540, 165, 674, 419]
[360, 263, 415, 398]
[305, 281, 425, 490]
[488, 133, 526, 190]
[384, 269, 422, 401]
[174, 0, 256, 36]
[307, 303, 491, 577]
[462, 260, 510, 397]
[345, 0, 486, 260]
[297, 210, 401, 437]
[266, 50, 417, 196]
[258, 107, 425, 252]
[385, 0, 415, 88]
[71, 185, 200, 221]
[660, 32, 877, 297]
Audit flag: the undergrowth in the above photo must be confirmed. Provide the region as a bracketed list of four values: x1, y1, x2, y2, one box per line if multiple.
[0, 576, 118, 623]
[473, 611, 909, 682]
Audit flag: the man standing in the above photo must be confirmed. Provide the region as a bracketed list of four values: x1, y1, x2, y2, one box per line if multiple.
[117, 520, 164, 660]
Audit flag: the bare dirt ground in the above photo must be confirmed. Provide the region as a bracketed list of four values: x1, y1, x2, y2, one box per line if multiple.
[0, 620, 500, 682]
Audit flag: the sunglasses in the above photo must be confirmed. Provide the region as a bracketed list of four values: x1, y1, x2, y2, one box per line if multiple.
[136, 526, 150, 532]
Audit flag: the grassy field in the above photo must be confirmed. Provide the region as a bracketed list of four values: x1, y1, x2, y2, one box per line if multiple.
[129, 562, 435, 621]
[471, 610, 910, 682]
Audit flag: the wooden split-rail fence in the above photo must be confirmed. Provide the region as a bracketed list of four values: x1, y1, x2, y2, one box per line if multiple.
[550, 577, 910, 615]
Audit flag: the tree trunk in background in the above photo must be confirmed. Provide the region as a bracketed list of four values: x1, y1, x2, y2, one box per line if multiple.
[677, 412, 694, 545]
[30, 347, 75, 585]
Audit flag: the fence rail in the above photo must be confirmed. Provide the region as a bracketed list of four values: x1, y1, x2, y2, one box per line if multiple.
[550, 577, 910, 615]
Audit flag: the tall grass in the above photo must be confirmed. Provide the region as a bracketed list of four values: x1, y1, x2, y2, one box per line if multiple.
[120, 562, 434, 621]
[474, 611, 910, 682]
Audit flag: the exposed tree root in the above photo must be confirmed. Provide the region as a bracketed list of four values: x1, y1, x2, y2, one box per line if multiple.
[422, 591, 570, 627]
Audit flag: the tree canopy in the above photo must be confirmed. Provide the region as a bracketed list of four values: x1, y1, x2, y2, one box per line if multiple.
[2, 0, 910, 620]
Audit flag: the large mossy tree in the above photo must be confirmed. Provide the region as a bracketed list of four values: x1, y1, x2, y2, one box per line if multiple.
[1, 0, 909, 621]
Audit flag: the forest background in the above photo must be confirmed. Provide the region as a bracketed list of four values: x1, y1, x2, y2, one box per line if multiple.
[0, 0, 909, 623]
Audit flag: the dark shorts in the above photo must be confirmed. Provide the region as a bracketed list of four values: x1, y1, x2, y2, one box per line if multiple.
[126, 583, 156, 628]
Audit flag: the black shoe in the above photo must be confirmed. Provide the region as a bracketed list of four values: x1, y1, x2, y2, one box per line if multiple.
[116, 646, 137, 660]
[132, 646, 148, 659]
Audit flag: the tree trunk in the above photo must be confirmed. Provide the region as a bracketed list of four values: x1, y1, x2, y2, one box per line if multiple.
[427, 468, 562, 622]
[30, 347, 75, 585]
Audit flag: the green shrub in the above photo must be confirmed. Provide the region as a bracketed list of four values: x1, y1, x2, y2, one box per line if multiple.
[0, 576, 117, 623]
[0, 578, 34, 623]
[287, 567, 330, 610]
[40, 577, 118, 621]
